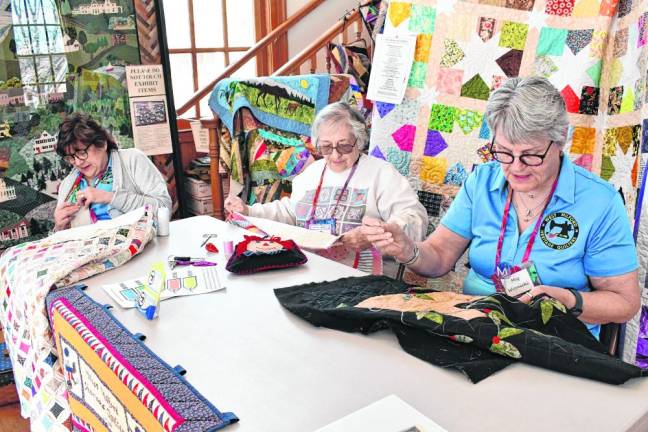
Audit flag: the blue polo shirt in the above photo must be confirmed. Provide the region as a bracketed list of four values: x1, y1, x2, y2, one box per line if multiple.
[441, 155, 638, 337]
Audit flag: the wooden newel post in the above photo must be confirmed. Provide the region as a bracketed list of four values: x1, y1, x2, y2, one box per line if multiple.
[202, 117, 225, 220]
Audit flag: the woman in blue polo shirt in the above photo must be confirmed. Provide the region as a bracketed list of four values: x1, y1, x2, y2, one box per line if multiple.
[363, 76, 640, 337]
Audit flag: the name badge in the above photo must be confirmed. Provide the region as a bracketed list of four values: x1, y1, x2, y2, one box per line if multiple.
[498, 262, 541, 298]
[306, 217, 337, 234]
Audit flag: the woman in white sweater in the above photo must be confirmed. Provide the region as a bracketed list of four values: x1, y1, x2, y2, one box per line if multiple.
[225, 102, 427, 274]
[54, 113, 171, 231]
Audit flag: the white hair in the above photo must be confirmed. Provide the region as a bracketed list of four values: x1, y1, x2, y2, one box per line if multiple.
[485, 77, 570, 147]
[311, 102, 369, 150]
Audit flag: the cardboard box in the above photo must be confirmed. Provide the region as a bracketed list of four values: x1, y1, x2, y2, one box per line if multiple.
[184, 177, 212, 199]
[186, 195, 214, 215]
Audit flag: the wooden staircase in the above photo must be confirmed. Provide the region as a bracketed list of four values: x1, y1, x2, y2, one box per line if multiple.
[175, 0, 372, 219]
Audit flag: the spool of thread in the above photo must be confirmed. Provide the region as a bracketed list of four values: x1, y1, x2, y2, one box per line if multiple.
[157, 207, 170, 236]
[223, 240, 234, 258]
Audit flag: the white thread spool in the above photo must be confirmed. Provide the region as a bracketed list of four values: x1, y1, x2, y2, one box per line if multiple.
[157, 207, 170, 236]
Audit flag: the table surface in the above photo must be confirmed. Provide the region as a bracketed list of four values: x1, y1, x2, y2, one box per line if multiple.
[81, 216, 648, 432]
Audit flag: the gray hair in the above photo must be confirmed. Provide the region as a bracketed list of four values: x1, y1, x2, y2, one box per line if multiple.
[485, 77, 569, 147]
[311, 102, 369, 150]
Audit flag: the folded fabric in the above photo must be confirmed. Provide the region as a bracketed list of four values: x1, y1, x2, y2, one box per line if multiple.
[226, 235, 307, 274]
[274, 275, 647, 384]
[209, 75, 331, 136]
[0, 207, 157, 430]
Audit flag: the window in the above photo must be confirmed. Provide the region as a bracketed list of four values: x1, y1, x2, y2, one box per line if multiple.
[164, 0, 257, 118]
[11, 0, 67, 108]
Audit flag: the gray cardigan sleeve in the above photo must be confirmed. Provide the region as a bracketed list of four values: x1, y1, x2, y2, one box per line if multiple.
[110, 149, 172, 214]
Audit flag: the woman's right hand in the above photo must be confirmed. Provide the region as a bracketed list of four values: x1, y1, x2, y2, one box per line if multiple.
[361, 216, 416, 263]
[224, 195, 249, 216]
[54, 202, 80, 231]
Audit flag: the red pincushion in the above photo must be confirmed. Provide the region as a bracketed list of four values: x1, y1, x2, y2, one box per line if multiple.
[225, 235, 308, 274]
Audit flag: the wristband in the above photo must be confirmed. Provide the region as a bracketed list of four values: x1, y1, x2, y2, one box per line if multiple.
[397, 243, 419, 266]
[566, 288, 583, 317]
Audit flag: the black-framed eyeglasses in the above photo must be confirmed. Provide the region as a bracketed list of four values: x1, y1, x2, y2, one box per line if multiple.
[316, 138, 357, 155]
[489, 136, 554, 167]
[63, 143, 92, 165]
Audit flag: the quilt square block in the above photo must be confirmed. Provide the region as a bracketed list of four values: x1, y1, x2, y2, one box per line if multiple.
[590, 31, 608, 58]
[608, 86, 624, 114]
[420, 156, 448, 185]
[428, 104, 457, 132]
[546, 0, 575, 16]
[414, 34, 433, 63]
[500, 22, 529, 50]
[613, 28, 629, 58]
[408, 61, 428, 88]
[537, 27, 568, 56]
[579, 86, 599, 114]
[436, 69, 464, 95]
[409, 4, 436, 33]
[570, 127, 596, 155]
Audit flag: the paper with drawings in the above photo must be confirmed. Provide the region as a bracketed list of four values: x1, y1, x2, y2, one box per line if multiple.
[315, 394, 447, 432]
[242, 214, 341, 250]
[102, 266, 223, 308]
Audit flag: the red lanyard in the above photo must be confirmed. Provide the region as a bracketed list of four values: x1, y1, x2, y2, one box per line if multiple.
[494, 174, 559, 272]
[309, 158, 360, 221]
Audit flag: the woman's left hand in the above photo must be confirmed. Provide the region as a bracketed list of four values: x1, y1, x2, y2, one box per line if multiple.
[517, 285, 564, 305]
[341, 226, 372, 251]
[76, 187, 114, 207]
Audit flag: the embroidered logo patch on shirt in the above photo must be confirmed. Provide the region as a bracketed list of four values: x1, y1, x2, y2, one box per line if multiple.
[540, 212, 580, 250]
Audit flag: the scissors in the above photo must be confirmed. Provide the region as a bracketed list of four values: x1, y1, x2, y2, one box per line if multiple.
[200, 233, 218, 247]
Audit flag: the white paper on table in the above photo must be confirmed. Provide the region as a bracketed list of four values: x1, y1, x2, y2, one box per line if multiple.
[243, 215, 341, 250]
[315, 394, 447, 432]
[366, 33, 417, 104]
[102, 266, 223, 308]
[50, 207, 147, 242]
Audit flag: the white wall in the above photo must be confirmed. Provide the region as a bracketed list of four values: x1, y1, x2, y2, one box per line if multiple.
[286, 0, 362, 73]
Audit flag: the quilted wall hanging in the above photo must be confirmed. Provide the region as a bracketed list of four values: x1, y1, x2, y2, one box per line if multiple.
[368, 0, 648, 357]
[46, 286, 238, 432]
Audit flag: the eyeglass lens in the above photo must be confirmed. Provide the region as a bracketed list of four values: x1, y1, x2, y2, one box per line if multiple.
[317, 140, 356, 155]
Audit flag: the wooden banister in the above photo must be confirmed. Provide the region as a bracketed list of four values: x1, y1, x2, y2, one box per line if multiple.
[272, 9, 361, 76]
[200, 118, 225, 220]
[176, 0, 325, 116]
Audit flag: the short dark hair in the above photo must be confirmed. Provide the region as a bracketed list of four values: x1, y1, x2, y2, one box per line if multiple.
[56, 113, 119, 157]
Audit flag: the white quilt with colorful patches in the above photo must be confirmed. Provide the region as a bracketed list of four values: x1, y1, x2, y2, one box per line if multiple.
[368, 0, 647, 359]
[0, 207, 156, 431]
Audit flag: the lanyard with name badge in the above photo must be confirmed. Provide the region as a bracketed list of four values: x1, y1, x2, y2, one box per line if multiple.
[492, 173, 559, 296]
[306, 158, 359, 234]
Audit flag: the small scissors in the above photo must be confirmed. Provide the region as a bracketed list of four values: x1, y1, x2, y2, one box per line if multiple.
[200, 233, 218, 247]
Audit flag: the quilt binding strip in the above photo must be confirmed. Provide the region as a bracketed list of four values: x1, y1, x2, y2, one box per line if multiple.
[47, 287, 238, 432]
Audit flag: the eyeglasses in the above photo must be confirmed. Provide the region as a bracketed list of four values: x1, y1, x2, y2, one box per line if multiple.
[63, 143, 92, 164]
[489, 137, 554, 167]
[316, 138, 357, 155]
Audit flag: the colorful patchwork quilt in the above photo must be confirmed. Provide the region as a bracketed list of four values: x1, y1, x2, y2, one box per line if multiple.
[46, 286, 238, 432]
[369, 0, 648, 321]
[216, 75, 363, 207]
[0, 208, 156, 431]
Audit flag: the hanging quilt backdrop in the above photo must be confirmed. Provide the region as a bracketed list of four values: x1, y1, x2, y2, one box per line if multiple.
[46, 286, 238, 432]
[214, 74, 363, 206]
[368, 0, 648, 360]
[0, 208, 156, 431]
